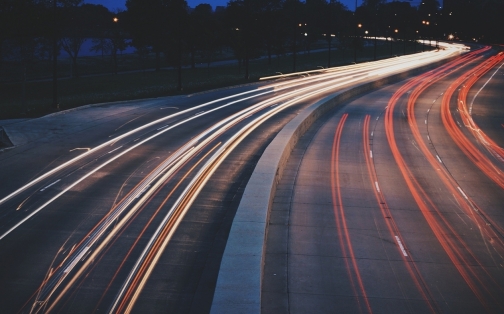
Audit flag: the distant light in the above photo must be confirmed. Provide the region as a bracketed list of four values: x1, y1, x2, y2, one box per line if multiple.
[365, 30, 369, 34]
[113, 17, 119, 22]
[358, 23, 362, 28]
[304, 33, 308, 36]
[448, 34, 454, 40]
[395, 29, 399, 33]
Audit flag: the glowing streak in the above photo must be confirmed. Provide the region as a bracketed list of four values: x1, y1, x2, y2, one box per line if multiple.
[331, 113, 372, 314]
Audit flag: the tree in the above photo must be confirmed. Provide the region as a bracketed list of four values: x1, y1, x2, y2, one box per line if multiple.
[282, 0, 304, 72]
[125, 0, 168, 71]
[224, 0, 263, 79]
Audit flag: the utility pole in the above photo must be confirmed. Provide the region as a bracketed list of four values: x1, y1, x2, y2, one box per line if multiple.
[354, 0, 358, 63]
[52, 0, 59, 110]
[293, 24, 297, 72]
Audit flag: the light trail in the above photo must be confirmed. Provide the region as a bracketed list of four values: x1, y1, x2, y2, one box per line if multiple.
[386, 47, 504, 311]
[2, 43, 462, 243]
[330, 113, 373, 314]
[108, 70, 388, 313]
[5, 42, 469, 312]
[0, 42, 464, 211]
[363, 115, 437, 313]
[458, 53, 504, 163]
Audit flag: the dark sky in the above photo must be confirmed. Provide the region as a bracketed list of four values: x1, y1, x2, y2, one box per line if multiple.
[84, 0, 360, 11]
[84, 1, 442, 12]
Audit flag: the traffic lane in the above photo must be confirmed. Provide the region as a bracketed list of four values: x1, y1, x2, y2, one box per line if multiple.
[0, 70, 356, 312]
[466, 56, 504, 148]
[382, 66, 504, 310]
[0, 84, 288, 238]
[262, 86, 433, 313]
[46, 97, 312, 313]
[0, 139, 177, 313]
[0, 80, 279, 196]
[107, 99, 327, 314]
[0, 91, 314, 312]
[0, 105, 220, 312]
[412, 60, 504, 224]
[262, 79, 492, 314]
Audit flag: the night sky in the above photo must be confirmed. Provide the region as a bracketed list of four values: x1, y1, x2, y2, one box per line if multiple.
[84, 0, 364, 11]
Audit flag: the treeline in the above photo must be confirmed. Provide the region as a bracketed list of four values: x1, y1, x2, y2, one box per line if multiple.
[1, 0, 503, 81]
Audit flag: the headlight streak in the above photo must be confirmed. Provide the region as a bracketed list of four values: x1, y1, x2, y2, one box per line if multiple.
[0, 88, 275, 208]
[26, 63, 365, 313]
[7, 43, 466, 312]
[1, 44, 460, 214]
[41, 143, 222, 314]
[108, 73, 377, 314]
[3, 51, 414, 241]
[30, 146, 197, 314]
[1, 43, 465, 213]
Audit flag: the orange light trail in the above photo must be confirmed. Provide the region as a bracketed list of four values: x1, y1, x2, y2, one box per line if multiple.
[386, 48, 504, 311]
[331, 113, 373, 314]
[362, 115, 437, 313]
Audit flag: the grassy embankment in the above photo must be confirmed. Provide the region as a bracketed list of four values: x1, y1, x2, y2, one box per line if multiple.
[0, 40, 431, 119]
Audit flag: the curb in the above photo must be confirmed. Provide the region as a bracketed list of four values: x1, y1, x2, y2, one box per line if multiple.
[210, 55, 458, 313]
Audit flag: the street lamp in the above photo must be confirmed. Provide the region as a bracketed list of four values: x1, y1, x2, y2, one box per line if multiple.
[113, 17, 119, 23]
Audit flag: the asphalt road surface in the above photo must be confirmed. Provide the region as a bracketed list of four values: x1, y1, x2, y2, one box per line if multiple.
[0, 43, 491, 314]
[262, 48, 504, 313]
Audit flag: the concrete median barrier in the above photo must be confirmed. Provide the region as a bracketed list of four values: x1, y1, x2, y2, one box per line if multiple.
[210, 56, 457, 314]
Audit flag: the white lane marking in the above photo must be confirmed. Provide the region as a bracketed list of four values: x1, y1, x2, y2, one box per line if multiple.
[395, 236, 408, 256]
[376, 116, 379, 121]
[157, 125, 169, 131]
[69, 148, 90, 152]
[40, 179, 61, 192]
[436, 155, 442, 163]
[470, 61, 504, 115]
[375, 181, 380, 193]
[427, 109, 430, 113]
[427, 135, 430, 141]
[371, 131, 374, 137]
[370, 150, 373, 159]
[64, 246, 89, 273]
[425, 119, 427, 125]
[107, 146, 123, 154]
[457, 186, 469, 201]
[135, 185, 151, 199]
[194, 111, 205, 116]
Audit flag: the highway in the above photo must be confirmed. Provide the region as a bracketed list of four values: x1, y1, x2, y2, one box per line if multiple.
[262, 47, 504, 313]
[0, 42, 493, 313]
